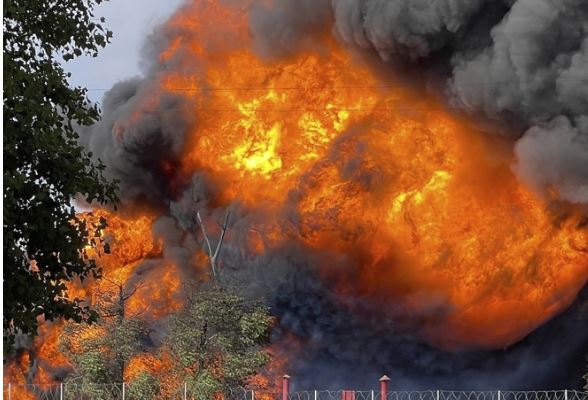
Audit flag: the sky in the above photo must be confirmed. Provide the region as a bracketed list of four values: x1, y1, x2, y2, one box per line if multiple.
[64, 0, 183, 103]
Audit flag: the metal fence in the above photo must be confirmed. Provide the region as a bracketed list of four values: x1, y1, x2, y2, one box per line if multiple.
[3, 385, 587, 400]
[288, 392, 588, 400]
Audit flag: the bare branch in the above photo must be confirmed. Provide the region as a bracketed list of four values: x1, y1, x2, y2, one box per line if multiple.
[195, 209, 230, 283]
[211, 209, 230, 263]
[203, 332, 220, 348]
[196, 211, 217, 280]
[101, 276, 123, 289]
[196, 211, 214, 257]
[121, 282, 144, 301]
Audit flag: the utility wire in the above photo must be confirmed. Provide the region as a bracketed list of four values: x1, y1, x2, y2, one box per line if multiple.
[83, 78, 588, 92]
[190, 107, 476, 112]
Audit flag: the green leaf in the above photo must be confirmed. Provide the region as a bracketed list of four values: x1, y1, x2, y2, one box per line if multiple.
[3, 0, 118, 352]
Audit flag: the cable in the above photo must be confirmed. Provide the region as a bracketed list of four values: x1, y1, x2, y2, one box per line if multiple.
[83, 78, 588, 92]
[191, 107, 464, 112]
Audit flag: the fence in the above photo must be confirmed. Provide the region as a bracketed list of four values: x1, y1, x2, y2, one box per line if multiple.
[287, 391, 588, 400]
[3, 385, 587, 400]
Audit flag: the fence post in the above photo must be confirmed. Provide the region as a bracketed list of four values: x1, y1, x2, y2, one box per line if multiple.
[282, 375, 291, 400]
[8, 383, 11, 400]
[122, 382, 126, 400]
[60, 383, 64, 400]
[379, 375, 390, 400]
[184, 382, 188, 400]
[436, 390, 440, 400]
[371, 390, 375, 400]
[564, 390, 568, 400]
[315, 389, 318, 400]
[497, 390, 501, 400]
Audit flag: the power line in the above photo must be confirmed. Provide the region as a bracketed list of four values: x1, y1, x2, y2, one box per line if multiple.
[178, 107, 477, 112]
[83, 78, 588, 92]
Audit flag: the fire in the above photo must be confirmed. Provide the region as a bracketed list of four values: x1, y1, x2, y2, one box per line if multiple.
[4, 0, 588, 391]
[159, 0, 588, 349]
[181, 47, 379, 205]
[160, 1, 378, 205]
[3, 209, 182, 388]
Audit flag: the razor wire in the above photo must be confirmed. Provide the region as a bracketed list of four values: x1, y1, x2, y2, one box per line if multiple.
[2, 385, 587, 400]
[289, 390, 377, 400]
[2, 383, 62, 400]
[62, 383, 124, 400]
[500, 391, 588, 400]
[223, 387, 282, 400]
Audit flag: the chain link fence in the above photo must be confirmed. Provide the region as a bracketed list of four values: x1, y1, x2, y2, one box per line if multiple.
[3, 385, 587, 400]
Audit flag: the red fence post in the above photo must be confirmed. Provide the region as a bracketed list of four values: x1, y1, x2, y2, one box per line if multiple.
[342, 390, 356, 400]
[282, 375, 291, 400]
[379, 375, 390, 400]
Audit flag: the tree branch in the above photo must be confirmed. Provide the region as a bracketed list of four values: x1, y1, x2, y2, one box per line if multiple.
[211, 210, 230, 263]
[195, 209, 230, 283]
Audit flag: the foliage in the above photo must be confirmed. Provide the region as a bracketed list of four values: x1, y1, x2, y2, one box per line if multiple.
[165, 283, 273, 398]
[59, 282, 149, 394]
[127, 372, 161, 400]
[3, 0, 118, 350]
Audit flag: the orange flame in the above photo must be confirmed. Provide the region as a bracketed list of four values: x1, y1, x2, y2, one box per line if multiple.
[4, 209, 182, 388]
[159, 0, 588, 349]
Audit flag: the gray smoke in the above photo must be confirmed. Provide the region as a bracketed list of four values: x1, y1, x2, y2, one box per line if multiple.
[331, 0, 490, 60]
[273, 275, 588, 390]
[514, 116, 588, 204]
[249, 0, 332, 59]
[78, 78, 194, 204]
[448, 0, 588, 120]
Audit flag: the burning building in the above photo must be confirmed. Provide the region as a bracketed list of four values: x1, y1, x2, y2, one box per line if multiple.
[5, 0, 588, 392]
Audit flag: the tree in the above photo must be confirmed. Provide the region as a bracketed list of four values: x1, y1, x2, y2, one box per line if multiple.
[3, 0, 118, 350]
[59, 279, 159, 399]
[164, 210, 273, 398]
[165, 283, 273, 399]
[195, 209, 230, 283]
